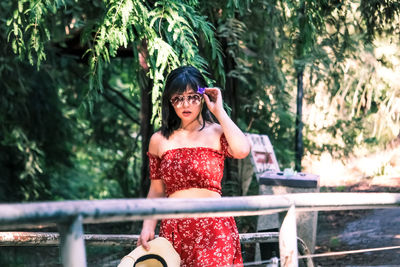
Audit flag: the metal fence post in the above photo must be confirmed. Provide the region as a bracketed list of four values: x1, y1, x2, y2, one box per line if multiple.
[58, 215, 87, 267]
[266, 257, 280, 267]
[279, 205, 298, 267]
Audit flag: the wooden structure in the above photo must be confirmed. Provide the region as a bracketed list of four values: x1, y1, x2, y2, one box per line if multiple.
[245, 133, 320, 260]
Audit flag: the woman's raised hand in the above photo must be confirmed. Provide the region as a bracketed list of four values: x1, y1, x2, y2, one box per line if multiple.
[203, 87, 225, 118]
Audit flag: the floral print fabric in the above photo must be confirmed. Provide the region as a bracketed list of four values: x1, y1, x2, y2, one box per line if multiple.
[160, 217, 243, 267]
[147, 133, 243, 266]
[147, 133, 233, 197]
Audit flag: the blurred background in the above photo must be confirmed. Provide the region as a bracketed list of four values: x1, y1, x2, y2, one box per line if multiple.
[0, 0, 399, 265]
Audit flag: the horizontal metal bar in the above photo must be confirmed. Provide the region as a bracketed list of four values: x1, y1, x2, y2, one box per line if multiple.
[240, 232, 279, 244]
[0, 232, 280, 246]
[0, 232, 60, 246]
[0, 193, 399, 230]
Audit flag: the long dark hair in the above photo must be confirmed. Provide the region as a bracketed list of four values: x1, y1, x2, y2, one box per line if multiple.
[160, 66, 214, 138]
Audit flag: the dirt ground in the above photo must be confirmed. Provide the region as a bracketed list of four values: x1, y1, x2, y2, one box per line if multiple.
[313, 182, 400, 266]
[301, 140, 400, 266]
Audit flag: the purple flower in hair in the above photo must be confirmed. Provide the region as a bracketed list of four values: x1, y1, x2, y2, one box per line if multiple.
[197, 86, 206, 95]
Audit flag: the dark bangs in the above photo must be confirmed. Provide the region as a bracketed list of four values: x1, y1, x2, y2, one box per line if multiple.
[160, 66, 214, 139]
[163, 68, 205, 99]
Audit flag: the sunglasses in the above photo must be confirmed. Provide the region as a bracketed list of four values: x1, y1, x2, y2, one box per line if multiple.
[170, 94, 202, 108]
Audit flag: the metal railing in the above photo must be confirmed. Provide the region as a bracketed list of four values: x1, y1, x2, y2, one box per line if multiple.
[0, 232, 282, 246]
[1, 192, 400, 266]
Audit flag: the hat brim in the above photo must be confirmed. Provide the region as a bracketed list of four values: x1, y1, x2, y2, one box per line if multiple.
[118, 237, 180, 267]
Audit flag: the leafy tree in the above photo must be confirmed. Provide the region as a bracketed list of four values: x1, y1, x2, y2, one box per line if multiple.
[2, 0, 400, 204]
[204, 0, 400, 171]
[2, 0, 224, 201]
[302, 0, 400, 158]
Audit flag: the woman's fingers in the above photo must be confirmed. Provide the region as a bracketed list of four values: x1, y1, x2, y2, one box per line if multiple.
[203, 87, 224, 116]
[203, 93, 216, 112]
[136, 236, 143, 248]
[141, 238, 150, 251]
[137, 232, 154, 250]
[204, 87, 220, 103]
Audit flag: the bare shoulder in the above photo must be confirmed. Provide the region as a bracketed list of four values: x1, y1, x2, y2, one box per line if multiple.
[148, 131, 165, 156]
[202, 123, 224, 145]
[207, 123, 223, 136]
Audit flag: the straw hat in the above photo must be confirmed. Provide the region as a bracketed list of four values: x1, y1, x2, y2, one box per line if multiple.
[118, 237, 181, 267]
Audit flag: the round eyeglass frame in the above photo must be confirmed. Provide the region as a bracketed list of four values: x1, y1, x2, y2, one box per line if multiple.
[170, 94, 202, 108]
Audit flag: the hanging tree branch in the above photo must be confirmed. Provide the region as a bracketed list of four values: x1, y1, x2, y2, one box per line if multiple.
[100, 91, 140, 125]
[107, 86, 140, 112]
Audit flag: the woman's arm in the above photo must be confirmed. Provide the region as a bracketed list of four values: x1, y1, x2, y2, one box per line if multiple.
[203, 88, 250, 159]
[137, 132, 166, 250]
[137, 179, 165, 250]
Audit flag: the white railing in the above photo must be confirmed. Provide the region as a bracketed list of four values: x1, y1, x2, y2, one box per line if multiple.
[1, 192, 400, 266]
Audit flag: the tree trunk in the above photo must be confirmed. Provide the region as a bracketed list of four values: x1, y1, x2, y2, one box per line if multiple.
[295, 70, 304, 172]
[221, 39, 238, 183]
[139, 75, 153, 197]
[225, 57, 238, 122]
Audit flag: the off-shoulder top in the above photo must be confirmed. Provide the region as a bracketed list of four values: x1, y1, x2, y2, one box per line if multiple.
[147, 133, 233, 197]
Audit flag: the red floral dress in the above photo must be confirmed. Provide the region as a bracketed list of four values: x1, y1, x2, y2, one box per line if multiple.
[148, 134, 243, 267]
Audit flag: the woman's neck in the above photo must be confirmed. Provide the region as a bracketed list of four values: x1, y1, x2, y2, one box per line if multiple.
[179, 117, 204, 132]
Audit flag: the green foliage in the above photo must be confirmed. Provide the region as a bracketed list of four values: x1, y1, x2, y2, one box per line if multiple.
[0, 66, 71, 201]
[329, 236, 341, 249]
[303, 3, 400, 157]
[359, 0, 400, 42]
[1, 0, 225, 201]
[1, 0, 400, 204]
[285, 0, 326, 72]
[5, 0, 67, 67]
[335, 185, 346, 192]
[212, 0, 296, 167]
[5, 0, 224, 123]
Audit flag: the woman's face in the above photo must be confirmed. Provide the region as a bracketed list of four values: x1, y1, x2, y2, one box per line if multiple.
[170, 86, 203, 123]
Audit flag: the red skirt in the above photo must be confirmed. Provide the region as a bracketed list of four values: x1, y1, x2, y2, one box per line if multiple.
[159, 217, 243, 267]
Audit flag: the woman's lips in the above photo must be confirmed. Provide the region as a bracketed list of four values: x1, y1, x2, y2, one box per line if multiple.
[182, 111, 192, 117]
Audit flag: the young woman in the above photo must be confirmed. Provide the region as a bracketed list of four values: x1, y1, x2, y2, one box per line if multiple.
[137, 66, 250, 267]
